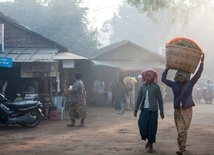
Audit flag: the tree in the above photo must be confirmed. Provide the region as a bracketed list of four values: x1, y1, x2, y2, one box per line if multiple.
[0, 0, 100, 56]
[102, 3, 186, 52]
[103, 1, 214, 77]
[126, 0, 211, 27]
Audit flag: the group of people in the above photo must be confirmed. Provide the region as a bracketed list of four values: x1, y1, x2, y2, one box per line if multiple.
[111, 71, 137, 113]
[193, 80, 214, 104]
[66, 53, 205, 155]
[92, 72, 138, 113]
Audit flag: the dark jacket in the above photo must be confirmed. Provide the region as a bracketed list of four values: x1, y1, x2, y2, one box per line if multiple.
[161, 63, 203, 109]
[134, 83, 164, 114]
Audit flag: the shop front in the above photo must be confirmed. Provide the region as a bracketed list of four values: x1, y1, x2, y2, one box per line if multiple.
[0, 12, 90, 120]
[0, 61, 60, 117]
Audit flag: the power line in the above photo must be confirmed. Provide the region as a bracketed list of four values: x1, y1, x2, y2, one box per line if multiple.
[88, 3, 123, 12]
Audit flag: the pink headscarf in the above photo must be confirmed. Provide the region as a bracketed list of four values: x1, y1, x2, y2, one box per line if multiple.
[141, 69, 158, 84]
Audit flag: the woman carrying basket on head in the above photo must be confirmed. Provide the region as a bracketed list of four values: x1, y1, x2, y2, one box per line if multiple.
[161, 53, 204, 155]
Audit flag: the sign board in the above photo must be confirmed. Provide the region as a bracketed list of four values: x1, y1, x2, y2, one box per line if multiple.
[0, 24, 4, 53]
[63, 60, 74, 68]
[21, 62, 59, 78]
[0, 57, 12, 67]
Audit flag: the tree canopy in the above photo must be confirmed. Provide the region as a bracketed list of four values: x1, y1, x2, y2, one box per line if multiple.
[126, 0, 211, 26]
[103, 1, 214, 75]
[102, 3, 186, 52]
[0, 0, 100, 56]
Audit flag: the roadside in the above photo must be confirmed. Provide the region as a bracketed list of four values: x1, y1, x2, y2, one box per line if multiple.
[0, 102, 214, 155]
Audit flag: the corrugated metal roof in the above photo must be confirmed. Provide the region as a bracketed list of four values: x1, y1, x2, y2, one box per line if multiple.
[89, 40, 128, 59]
[92, 60, 165, 69]
[0, 47, 58, 62]
[53, 52, 88, 60]
[90, 40, 165, 69]
[90, 40, 165, 61]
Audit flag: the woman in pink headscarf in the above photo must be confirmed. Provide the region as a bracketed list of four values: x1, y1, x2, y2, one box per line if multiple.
[134, 69, 164, 153]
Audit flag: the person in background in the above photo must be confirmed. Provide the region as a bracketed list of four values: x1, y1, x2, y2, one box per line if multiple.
[205, 80, 214, 104]
[109, 81, 117, 108]
[192, 84, 202, 104]
[161, 53, 204, 155]
[67, 72, 87, 127]
[93, 75, 105, 107]
[114, 71, 128, 114]
[134, 69, 164, 153]
[106, 88, 112, 105]
[124, 76, 137, 110]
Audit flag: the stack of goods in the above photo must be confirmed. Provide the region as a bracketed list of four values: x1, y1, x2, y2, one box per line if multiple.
[165, 37, 203, 73]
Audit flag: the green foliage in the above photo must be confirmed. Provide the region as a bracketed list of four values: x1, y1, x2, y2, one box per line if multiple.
[172, 40, 199, 51]
[102, 3, 179, 52]
[126, 0, 211, 26]
[0, 0, 100, 56]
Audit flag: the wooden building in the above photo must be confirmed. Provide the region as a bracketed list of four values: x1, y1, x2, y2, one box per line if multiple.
[89, 40, 165, 88]
[0, 12, 91, 112]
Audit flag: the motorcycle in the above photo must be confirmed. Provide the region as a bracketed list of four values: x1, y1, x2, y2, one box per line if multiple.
[0, 92, 43, 128]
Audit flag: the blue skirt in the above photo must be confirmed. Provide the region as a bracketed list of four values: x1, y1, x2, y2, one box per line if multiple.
[138, 108, 158, 143]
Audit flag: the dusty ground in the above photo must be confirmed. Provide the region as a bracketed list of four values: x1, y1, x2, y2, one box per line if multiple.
[0, 101, 214, 155]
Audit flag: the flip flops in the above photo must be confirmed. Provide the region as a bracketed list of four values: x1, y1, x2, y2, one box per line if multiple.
[77, 124, 85, 127]
[145, 143, 149, 149]
[176, 150, 186, 155]
[176, 151, 183, 155]
[147, 148, 154, 153]
[67, 124, 75, 127]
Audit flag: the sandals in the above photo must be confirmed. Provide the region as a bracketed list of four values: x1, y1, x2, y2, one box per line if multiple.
[145, 143, 149, 149]
[176, 151, 183, 155]
[147, 148, 154, 153]
[176, 150, 186, 155]
[77, 124, 85, 127]
[67, 123, 85, 127]
[67, 124, 75, 127]
[145, 143, 154, 153]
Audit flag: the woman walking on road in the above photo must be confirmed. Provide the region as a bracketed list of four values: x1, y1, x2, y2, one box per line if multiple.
[134, 69, 164, 153]
[161, 54, 204, 155]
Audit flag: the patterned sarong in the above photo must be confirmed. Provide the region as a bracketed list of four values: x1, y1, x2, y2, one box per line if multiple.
[69, 102, 87, 120]
[174, 107, 192, 151]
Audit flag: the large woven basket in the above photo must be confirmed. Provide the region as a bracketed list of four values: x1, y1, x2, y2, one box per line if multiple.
[165, 45, 202, 73]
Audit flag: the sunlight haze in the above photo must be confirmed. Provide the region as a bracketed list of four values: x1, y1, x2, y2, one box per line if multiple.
[82, 0, 124, 28]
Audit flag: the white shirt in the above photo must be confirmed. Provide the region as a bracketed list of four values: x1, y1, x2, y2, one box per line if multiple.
[143, 90, 149, 108]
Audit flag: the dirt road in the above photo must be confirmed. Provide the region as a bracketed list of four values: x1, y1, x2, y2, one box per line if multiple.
[0, 102, 214, 155]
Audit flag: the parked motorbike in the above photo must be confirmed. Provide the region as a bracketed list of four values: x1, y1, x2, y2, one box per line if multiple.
[0, 92, 43, 128]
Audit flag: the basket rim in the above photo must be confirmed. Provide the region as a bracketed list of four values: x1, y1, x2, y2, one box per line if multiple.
[166, 44, 203, 53]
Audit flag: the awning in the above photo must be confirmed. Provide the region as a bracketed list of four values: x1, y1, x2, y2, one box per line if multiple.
[0, 47, 89, 62]
[92, 60, 165, 70]
[0, 47, 58, 62]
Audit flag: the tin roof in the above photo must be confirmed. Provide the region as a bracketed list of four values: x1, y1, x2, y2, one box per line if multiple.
[90, 40, 165, 69]
[53, 52, 88, 60]
[92, 60, 165, 70]
[0, 47, 89, 62]
[0, 47, 57, 62]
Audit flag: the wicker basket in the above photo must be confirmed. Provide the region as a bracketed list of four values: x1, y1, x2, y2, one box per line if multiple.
[165, 45, 202, 73]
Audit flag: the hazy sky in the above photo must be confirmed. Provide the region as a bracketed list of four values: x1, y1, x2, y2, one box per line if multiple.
[0, 0, 124, 28]
[82, 0, 124, 28]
